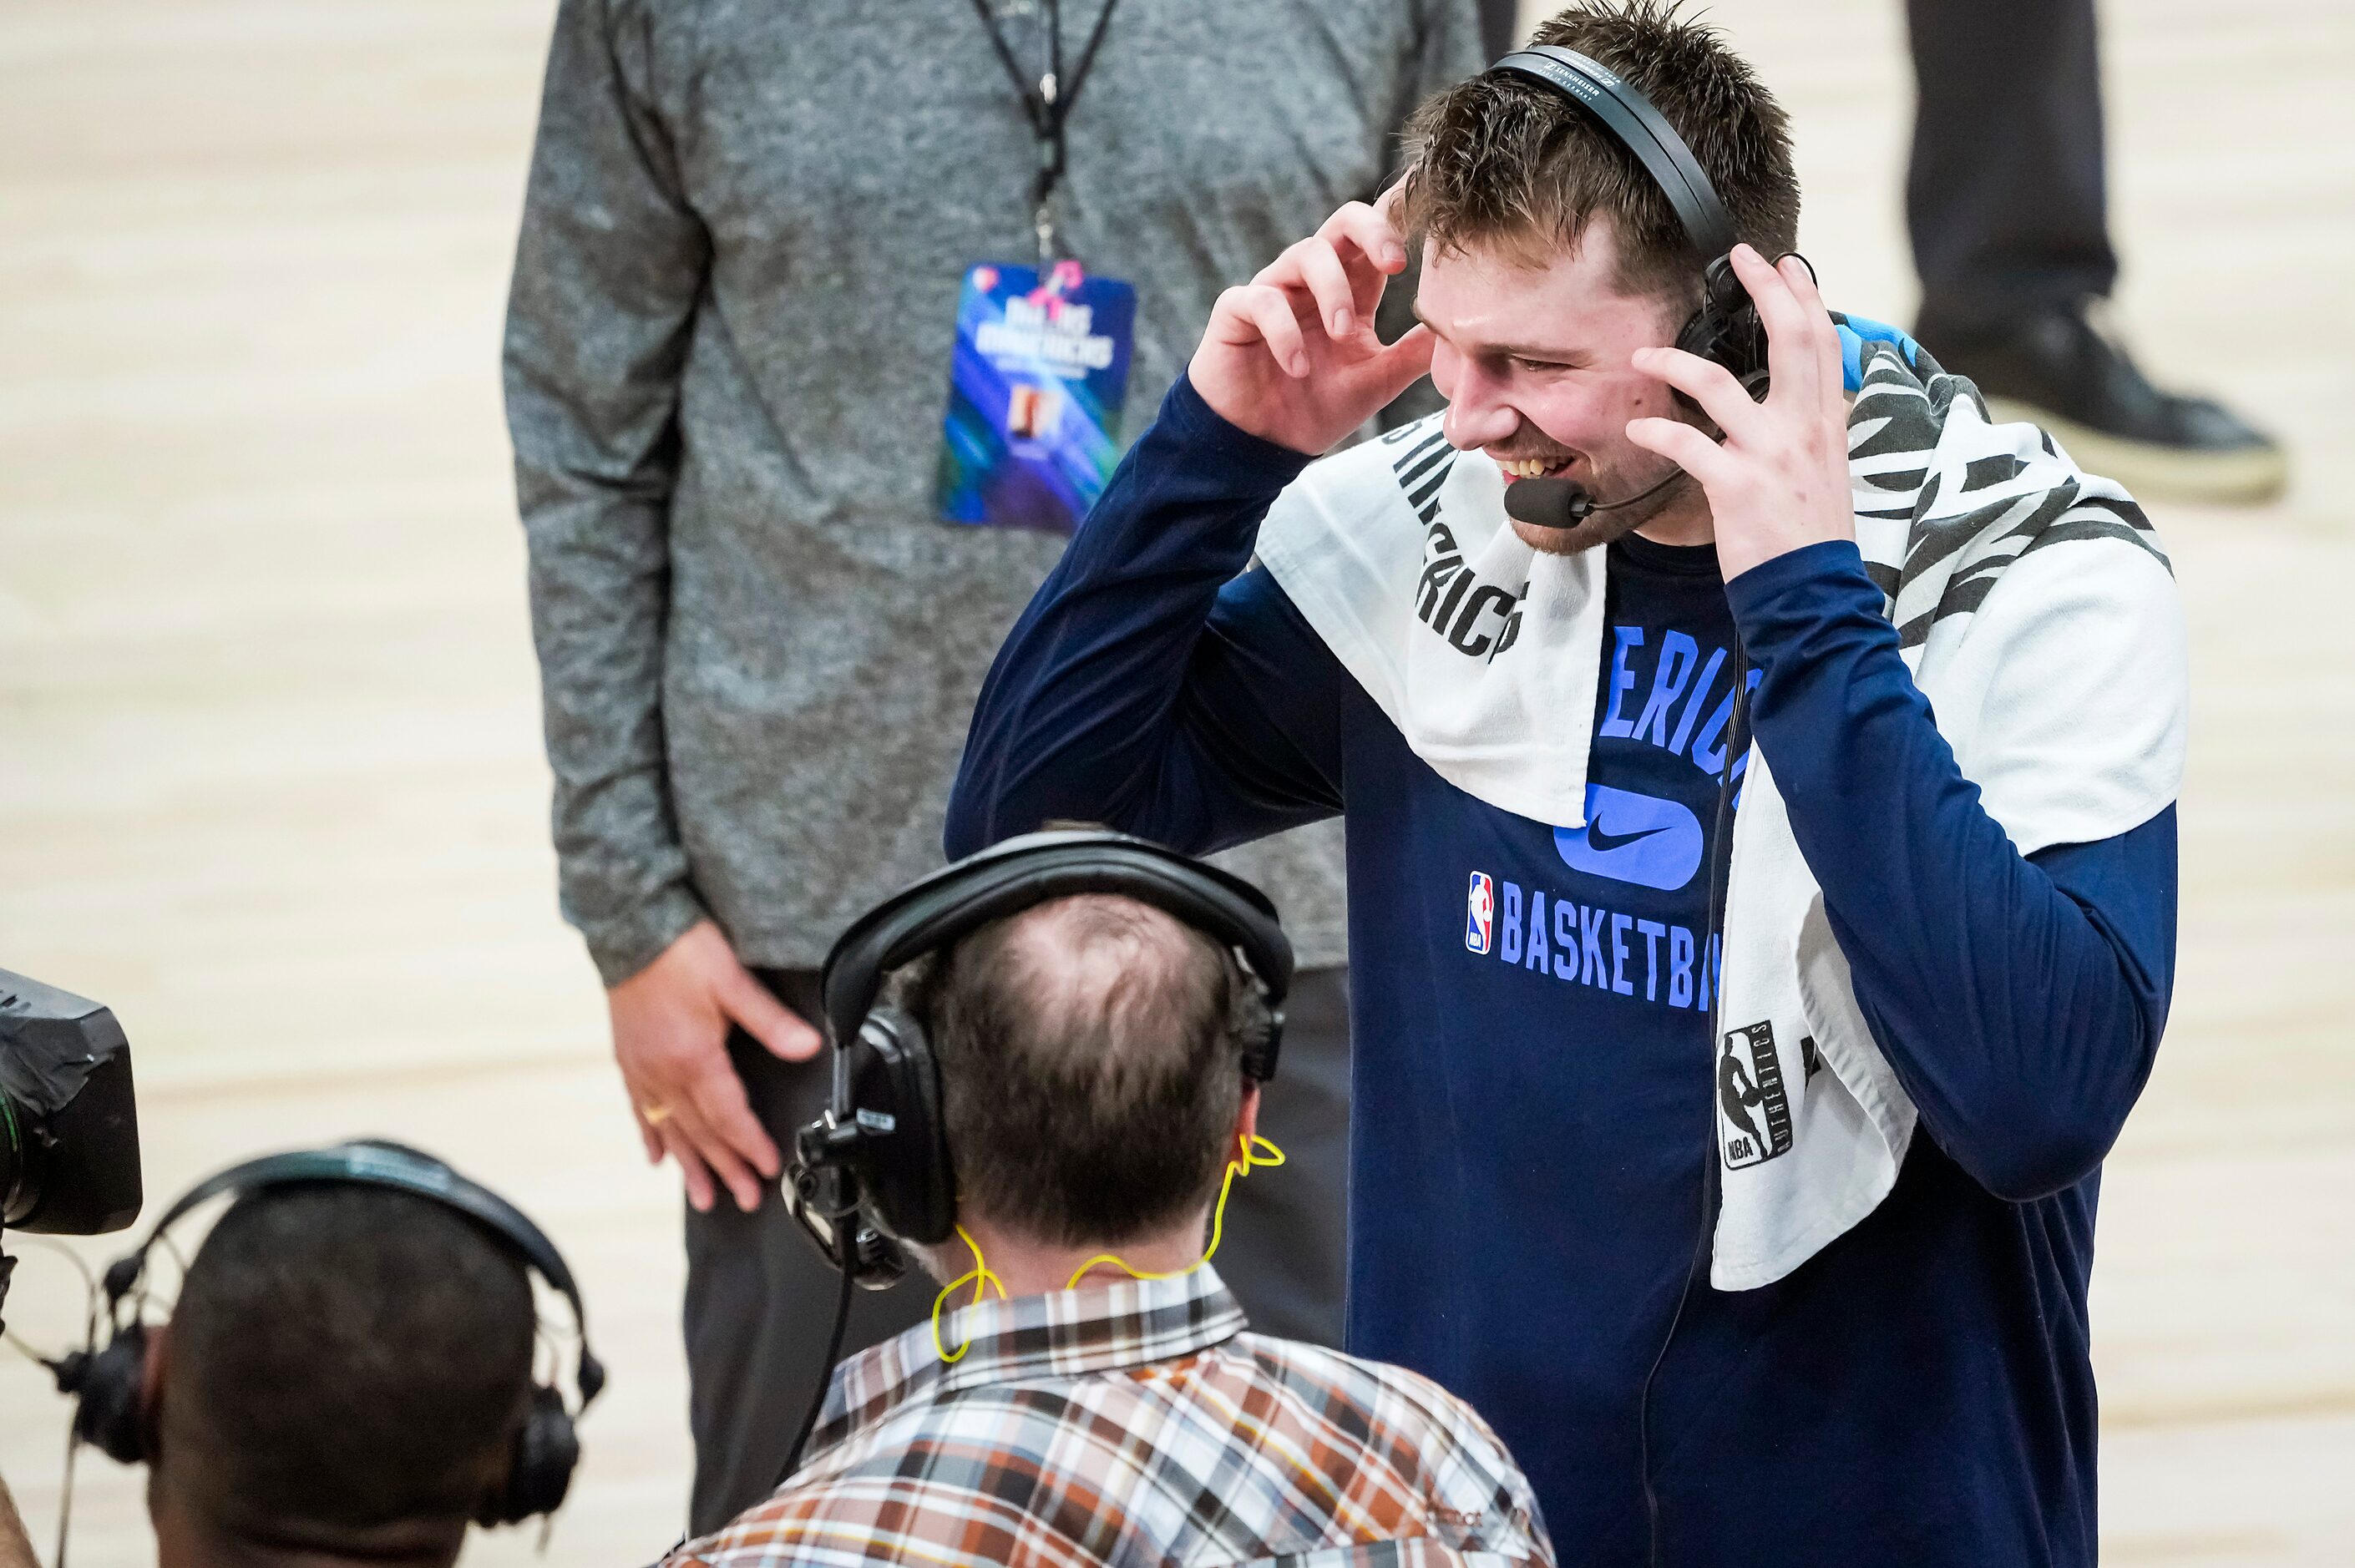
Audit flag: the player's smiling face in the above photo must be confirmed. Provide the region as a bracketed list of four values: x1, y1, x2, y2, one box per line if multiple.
[1416, 215, 1692, 552]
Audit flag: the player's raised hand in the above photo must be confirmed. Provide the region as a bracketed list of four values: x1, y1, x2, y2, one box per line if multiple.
[1622, 245, 1852, 581]
[1188, 194, 1436, 456]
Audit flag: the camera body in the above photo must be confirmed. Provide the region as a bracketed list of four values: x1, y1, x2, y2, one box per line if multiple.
[2, 968, 143, 1237]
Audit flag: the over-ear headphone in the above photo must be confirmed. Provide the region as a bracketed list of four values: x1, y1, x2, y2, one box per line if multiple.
[53, 1139, 604, 1527]
[1490, 44, 1768, 396]
[783, 828, 1295, 1292]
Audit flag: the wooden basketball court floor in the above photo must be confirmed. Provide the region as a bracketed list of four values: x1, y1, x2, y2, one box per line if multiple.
[1, 0, 2347, 1560]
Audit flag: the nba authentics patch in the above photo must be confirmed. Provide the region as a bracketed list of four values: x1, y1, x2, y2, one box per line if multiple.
[1719, 1020, 1795, 1168]
[936, 260, 1137, 534]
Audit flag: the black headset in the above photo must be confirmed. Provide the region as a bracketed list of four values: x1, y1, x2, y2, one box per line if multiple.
[782, 828, 1295, 1293]
[1486, 45, 1793, 529]
[54, 1139, 604, 1527]
[1492, 44, 1767, 392]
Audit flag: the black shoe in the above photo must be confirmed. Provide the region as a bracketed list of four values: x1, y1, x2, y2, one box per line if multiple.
[1912, 302, 2287, 504]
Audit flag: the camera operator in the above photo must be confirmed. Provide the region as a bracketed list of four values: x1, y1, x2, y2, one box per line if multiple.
[670, 858, 1550, 1566]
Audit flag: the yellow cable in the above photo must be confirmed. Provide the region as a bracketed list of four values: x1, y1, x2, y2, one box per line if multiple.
[931, 1135, 1288, 1361]
[930, 1223, 1007, 1364]
[1065, 1134, 1285, 1291]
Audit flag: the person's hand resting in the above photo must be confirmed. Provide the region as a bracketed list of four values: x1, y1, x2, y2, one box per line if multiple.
[1623, 245, 1854, 582]
[1188, 193, 1437, 456]
[609, 919, 820, 1213]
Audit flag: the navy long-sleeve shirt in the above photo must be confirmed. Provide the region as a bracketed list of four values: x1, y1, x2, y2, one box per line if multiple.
[950, 377, 2176, 1566]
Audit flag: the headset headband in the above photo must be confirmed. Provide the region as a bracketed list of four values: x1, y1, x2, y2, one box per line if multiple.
[1488, 46, 1739, 268]
[109, 1139, 604, 1405]
[819, 829, 1295, 1076]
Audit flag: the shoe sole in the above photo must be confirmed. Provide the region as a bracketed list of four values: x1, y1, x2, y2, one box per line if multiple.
[1982, 397, 2289, 506]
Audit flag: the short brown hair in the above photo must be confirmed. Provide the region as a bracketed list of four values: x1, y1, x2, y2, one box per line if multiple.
[1400, 1, 1800, 312]
[906, 894, 1259, 1247]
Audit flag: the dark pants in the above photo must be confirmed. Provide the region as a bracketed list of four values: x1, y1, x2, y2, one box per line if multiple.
[1478, 0, 1518, 63]
[681, 964, 1354, 1535]
[1907, 0, 2117, 331]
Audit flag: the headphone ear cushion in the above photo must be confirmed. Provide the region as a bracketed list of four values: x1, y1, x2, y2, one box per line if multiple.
[482, 1383, 577, 1526]
[1674, 301, 1770, 401]
[1238, 992, 1282, 1081]
[851, 1009, 956, 1247]
[72, 1322, 154, 1465]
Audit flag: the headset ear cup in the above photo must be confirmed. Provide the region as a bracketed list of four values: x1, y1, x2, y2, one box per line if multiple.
[72, 1322, 154, 1465]
[1672, 302, 1714, 363]
[1245, 1001, 1283, 1081]
[1722, 301, 1768, 397]
[1674, 301, 1770, 405]
[850, 1009, 957, 1247]
[909, 1024, 955, 1247]
[483, 1383, 577, 1526]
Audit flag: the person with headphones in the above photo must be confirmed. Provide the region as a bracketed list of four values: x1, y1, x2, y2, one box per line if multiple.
[666, 831, 1550, 1567]
[47, 1141, 601, 1568]
[950, 4, 2185, 1564]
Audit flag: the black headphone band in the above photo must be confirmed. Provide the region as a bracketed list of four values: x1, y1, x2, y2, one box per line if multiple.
[819, 830, 1295, 1070]
[1487, 46, 1740, 278]
[109, 1141, 602, 1406]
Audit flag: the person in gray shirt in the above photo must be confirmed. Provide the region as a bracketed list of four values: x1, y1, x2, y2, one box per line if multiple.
[504, 0, 1481, 1532]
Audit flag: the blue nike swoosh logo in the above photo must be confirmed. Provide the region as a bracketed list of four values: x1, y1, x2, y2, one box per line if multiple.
[1555, 785, 1704, 891]
[1588, 820, 1668, 853]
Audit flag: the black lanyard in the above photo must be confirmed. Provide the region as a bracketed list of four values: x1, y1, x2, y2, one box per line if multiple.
[965, 0, 1121, 262]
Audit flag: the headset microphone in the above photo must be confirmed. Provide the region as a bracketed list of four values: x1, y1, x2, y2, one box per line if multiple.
[1502, 468, 1686, 531]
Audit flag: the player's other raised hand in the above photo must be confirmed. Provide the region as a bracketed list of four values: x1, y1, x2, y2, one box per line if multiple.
[1188, 195, 1436, 456]
[1623, 245, 1854, 580]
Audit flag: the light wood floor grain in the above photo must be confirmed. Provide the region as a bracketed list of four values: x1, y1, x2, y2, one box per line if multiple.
[3, 1, 2348, 1562]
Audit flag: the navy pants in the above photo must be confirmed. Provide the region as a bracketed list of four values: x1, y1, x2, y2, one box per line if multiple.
[1907, 0, 2117, 330]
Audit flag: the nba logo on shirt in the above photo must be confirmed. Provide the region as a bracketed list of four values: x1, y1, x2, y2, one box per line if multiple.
[1465, 872, 1495, 954]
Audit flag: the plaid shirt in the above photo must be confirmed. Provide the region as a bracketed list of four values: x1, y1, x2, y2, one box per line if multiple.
[665, 1266, 1550, 1567]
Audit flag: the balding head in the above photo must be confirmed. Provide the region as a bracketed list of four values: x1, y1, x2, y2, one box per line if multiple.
[908, 894, 1259, 1248]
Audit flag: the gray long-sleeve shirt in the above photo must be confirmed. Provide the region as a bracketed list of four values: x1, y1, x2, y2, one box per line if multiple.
[504, 0, 1482, 984]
